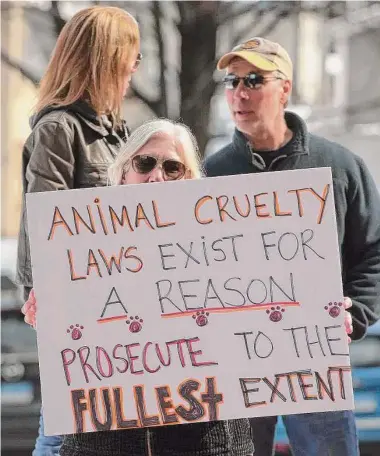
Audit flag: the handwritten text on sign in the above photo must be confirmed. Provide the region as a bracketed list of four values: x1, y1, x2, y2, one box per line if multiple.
[26, 168, 354, 436]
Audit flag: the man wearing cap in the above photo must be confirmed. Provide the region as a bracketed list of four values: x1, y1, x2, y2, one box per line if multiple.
[204, 37, 380, 455]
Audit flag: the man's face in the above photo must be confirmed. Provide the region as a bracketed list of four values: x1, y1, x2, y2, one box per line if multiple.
[225, 59, 291, 138]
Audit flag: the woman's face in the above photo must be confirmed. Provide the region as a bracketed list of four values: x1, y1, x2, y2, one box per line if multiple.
[121, 134, 187, 185]
[122, 52, 142, 97]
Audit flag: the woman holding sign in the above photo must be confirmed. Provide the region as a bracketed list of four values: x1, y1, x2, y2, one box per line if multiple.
[17, 5, 141, 455]
[22, 118, 255, 456]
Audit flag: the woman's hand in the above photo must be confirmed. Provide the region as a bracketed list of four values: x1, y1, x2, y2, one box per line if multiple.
[343, 296, 353, 344]
[21, 288, 37, 328]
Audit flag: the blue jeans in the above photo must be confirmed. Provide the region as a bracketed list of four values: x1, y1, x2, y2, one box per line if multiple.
[283, 410, 359, 456]
[33, 408, 63, 456]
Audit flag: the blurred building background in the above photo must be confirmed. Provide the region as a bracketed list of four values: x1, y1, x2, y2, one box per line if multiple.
[1, 1, 380, 454]
[1, 0, 380, 246]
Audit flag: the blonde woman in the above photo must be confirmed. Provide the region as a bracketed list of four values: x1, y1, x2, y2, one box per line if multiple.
[22, 119, 254, 456]
[16, 5, 141, 455]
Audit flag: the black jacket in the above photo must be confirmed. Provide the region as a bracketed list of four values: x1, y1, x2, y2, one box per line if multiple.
[61, 419, 253, 456]
[16, 101, 128, 287]
[204, 111, 380, 340]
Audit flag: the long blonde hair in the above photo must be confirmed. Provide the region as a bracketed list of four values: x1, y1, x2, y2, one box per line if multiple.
[108, 119, 203, 185]
[35, 6, 140, 121]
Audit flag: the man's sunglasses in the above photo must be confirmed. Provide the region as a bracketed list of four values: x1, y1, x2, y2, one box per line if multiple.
[131, 155, 186, 181]
[133, 52, 143, 70]
[222, 73, 282, 90]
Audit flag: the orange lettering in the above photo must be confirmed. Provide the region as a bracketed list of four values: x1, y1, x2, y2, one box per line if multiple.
[194, 195, 213, 225]
[152, 200, 176, 228]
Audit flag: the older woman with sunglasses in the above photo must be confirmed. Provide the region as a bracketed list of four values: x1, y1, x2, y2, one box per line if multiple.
[22, 119, 254, 456]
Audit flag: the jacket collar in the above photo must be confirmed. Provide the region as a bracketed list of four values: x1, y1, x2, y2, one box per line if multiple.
[68, 100, 128, 140]
[232, 111, 310, 163]
[31, 100, 128, 140]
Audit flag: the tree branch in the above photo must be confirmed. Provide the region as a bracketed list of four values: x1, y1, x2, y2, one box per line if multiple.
[1, 50, 40, 85]
[217, 2, 260, 26]
[50, 1, 66, 36]
[130, 84, 161, 115]
[153, 0, 168, 117]
[233, 6, 290, 43]
[257, 9, 291, 37]
[181, 76, 217, 112]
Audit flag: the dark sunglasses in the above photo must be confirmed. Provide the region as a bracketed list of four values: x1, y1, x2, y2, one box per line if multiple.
[131, 155, 186, 181]
[133, 52, 143, 70]
[222, 73, 282, 90]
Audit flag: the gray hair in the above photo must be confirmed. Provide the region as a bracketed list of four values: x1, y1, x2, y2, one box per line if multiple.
[108, 118, 202, 185]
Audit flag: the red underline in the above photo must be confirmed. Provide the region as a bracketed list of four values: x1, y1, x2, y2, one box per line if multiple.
[97, 315, 129, 324]
[161, 301, 300, 318]
[97, 302, 300, 323]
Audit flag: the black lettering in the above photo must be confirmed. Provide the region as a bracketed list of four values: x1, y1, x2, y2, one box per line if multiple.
[262, 377, 287, 403]
[269, 273, 296, 302]
[204, 279, 224, 308]
[201, 377, 223, 421]
[304, 325, 326, 358]
[239, 378, 265, 407]
[224, 277, 246, 306]
[156, 280, 183, 313]
[315, 370, 335, 401]
[211, 239, 227, 262]
[113, 387, 138, 428]
[178, 279, 201, 310]
[222, 234, 244, 261]
[246, 279, 268, 304]
[254, 331, 274, 359]
[158, 244, 176, 270]
[301, 229, 325, 260]
[71, 389, 87, 433]
[177, 242, 200, 268]
[100, 287, 128, 318]
[234, 332, 253, 359]
[89, 388, 113, 431]
[156, 386, 179, 424]
[277, 232, 299, 260]
[296, 370, 317, 400]
[135, 386, 160, 426]
[325, 326, 349, 356]
[261, 231, 276, 260]
[176, 379, 205, 421]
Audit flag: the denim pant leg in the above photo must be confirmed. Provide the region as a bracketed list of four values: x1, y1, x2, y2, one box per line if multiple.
[249, 416, 277, 455]
[283, 410, 359, 456]
[33, 408, 63, 456]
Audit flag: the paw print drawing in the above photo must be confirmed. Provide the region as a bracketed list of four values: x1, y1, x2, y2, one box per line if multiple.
[126, 316, 143, 333]
[192, 310, 209, 327]
[67, 324, 84, 340]
[267, 306, 285, 322]
[325, 302, 342, 318]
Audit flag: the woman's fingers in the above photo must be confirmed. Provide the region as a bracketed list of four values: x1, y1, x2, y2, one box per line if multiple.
[343, 297, 353, 344]
[22, 288, 37, 328]
[21, 300, 31, 316]
[343, 296, 352, 309]
[21, 288, 36, 314]
[343, 297, 353, 336]
[24, 306, 36, 328]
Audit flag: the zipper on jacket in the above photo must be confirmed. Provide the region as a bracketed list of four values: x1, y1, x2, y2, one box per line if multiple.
[248, 143, 306, 172]
[268, 154, 288, 171]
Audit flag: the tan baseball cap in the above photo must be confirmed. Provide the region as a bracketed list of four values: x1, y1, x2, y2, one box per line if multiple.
[217, 37, 293, 81]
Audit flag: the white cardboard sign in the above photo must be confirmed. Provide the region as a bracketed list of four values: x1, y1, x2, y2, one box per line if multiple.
[26, 168, 354, 436]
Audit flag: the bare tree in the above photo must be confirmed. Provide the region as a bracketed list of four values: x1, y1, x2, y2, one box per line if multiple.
[1, 1, 346, 155]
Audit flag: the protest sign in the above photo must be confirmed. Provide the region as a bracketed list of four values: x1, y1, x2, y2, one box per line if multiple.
[26, 167, 354, 436]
